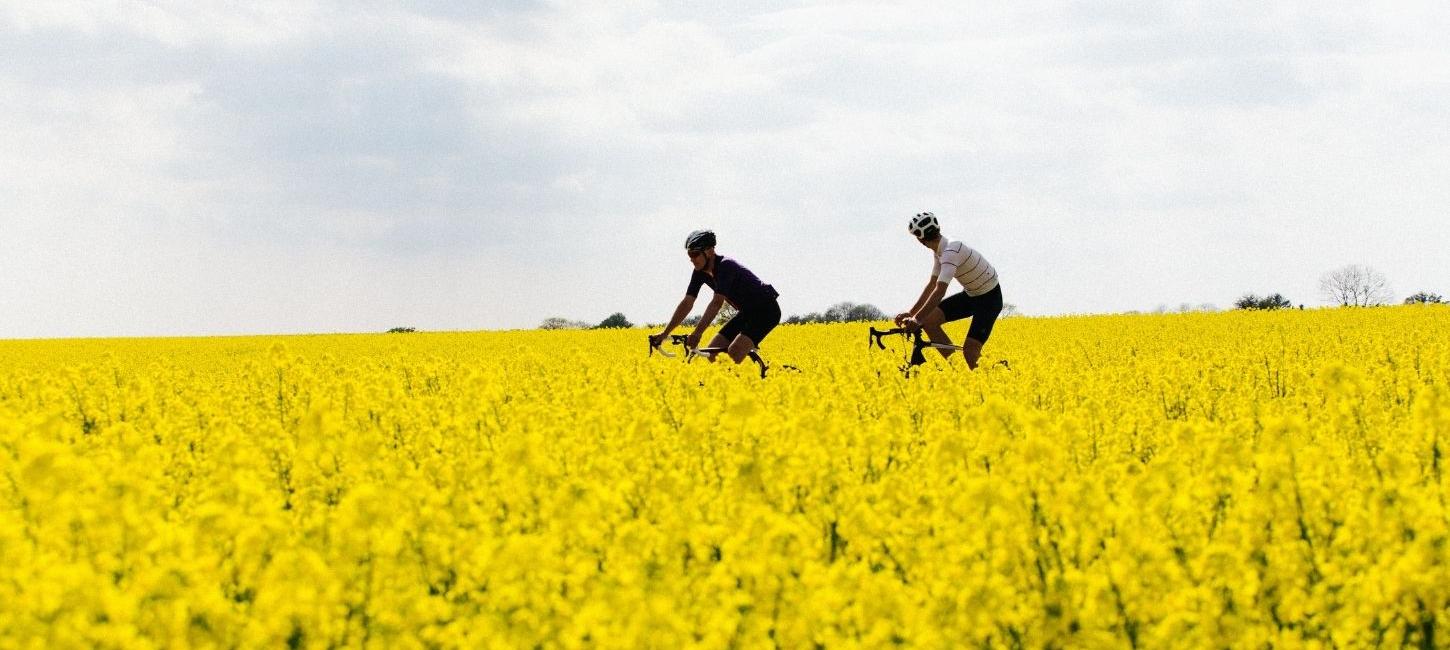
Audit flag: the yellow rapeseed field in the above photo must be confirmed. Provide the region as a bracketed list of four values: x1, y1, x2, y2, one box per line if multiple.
[2, 306, 1448, 648]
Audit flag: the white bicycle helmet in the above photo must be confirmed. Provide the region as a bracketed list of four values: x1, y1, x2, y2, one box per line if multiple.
[907, 212, 939, 239]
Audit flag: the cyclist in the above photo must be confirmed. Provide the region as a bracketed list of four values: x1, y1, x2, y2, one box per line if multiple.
[650, 230, 781, 365]
[895, 212, 1003, 369]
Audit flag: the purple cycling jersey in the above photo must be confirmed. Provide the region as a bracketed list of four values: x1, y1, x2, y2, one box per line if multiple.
[686, 255, 779, 309]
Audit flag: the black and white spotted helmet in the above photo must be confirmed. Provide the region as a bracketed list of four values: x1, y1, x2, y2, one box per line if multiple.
[907, 212, 939, 239]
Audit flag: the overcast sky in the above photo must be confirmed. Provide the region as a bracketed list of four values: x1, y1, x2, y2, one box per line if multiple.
[2, 1, 1447, 338]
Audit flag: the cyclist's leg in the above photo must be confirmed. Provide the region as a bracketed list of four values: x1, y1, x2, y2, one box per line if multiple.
[727, 333, 756, 364]
[924, 292, 972, 359]
[960, 338, 984, 369]
[727, 301, 779, 365]
[701, 333, 730, 362]
[961, 285, 1004, 369]
[703, 315, 743, 362]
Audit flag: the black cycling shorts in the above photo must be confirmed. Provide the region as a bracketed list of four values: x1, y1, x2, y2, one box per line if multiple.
[939, 284, 1003, 344]
[719, 299, 781, 347]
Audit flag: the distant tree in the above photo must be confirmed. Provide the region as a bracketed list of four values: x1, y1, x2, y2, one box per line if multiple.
[1320, 264, 1393, 307]
[1198, 303, 1219, 313]
[1259, 293, 1292, 310]
[823, 302, 856, 322]
[1001, 303, 1020, 318]
[539, 317, 590, 330]
[851, 304, 886, 322]
[784, 302, 885, 325]
[822, 302, 886, 323]
[595, 313, 633, 329]
[1235, 293, 1292, 310]
[784, 312, 826, 325]
[386, 326, 417, 333]
[1405, 291, 1445, 305]
[715, 304, 739, 326]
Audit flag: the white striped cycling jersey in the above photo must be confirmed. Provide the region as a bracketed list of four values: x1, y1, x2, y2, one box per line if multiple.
[932, 238, 999, 296]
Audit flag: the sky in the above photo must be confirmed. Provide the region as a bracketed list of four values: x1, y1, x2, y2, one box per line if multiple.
[2, 1, 1448, 338]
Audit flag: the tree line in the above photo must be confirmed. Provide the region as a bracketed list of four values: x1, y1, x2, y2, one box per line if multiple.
[538, 301, 1023, 331]
[1234, 264, 1443, 311]
[533, 263, 1440, 330]
[538, 302, 890, 331]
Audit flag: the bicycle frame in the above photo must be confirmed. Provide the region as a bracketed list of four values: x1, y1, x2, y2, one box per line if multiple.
[867, 326, 973, 374]
[868, 326, 1008, 375]
[869, 326, 971, 351]
[648, 335, 770, 378]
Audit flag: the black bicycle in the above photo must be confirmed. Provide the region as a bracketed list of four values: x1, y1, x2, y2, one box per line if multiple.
[868, 326, 1009, 376]
[648, 334, 797, 378]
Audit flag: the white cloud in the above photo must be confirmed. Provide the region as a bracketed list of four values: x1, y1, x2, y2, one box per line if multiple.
[2, 1, 1448, 337]
[0, 1, 328, 49]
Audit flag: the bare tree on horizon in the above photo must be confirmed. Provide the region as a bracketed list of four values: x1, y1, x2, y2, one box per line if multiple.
[1319, 264, 1393, 307]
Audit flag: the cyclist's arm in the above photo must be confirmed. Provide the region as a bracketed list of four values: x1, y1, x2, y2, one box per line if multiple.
[911, 280, 950, 320]
[660, 294, 697, 336]
[912, 251, 961, 319]
[907, 275, 938, 315]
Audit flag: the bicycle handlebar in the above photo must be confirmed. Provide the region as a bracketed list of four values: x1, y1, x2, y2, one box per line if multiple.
[868, 326, 916, 350]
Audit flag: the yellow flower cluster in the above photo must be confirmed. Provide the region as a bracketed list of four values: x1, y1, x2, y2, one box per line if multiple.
[2, 305, 1448, 648]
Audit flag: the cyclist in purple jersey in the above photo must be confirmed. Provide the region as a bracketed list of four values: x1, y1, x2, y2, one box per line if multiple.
[649, 230, 782, 364]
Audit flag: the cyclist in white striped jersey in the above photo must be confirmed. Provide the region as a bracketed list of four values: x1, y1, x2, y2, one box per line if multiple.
[895, 212, 1004, 369]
